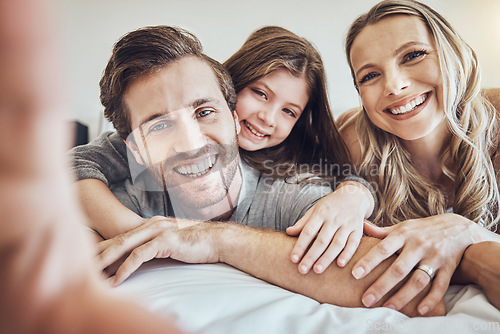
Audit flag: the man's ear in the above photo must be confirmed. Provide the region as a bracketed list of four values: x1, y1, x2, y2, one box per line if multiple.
[233, 112, 241, 135]
[124, 138, 144, 165]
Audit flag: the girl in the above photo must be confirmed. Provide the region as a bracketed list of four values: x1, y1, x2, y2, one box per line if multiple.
[73, 26, 375, 272]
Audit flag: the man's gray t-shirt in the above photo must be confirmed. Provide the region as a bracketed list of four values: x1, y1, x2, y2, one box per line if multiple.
[71, 131, 332, 231]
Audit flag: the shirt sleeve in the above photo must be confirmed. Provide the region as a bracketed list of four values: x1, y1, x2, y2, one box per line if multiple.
[267, 177, 332, 231]
[68, 131, 130, 186]
[280, 178, 332, 230]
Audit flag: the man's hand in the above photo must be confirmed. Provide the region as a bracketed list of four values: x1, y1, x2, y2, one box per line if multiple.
[96, 216, 222, 286]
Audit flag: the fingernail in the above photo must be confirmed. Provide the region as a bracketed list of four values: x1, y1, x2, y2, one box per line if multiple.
[352, 266, 365, 279]
[362, 294, 376, 307]
[385, 304, 396, 310]
[338, 259, 346, 267]
[419, 305, 429, 315]
[315, 264, 324, 273]
[299, 265, 308, 274]
[291, 254, 299, 263]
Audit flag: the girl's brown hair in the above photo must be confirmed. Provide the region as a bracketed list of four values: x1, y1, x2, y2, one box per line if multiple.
[225, 26, 350, 178]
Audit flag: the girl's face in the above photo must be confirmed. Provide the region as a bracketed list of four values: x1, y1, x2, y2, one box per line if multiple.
[236, 68, 309, 151]
[350, 15, 446, 142]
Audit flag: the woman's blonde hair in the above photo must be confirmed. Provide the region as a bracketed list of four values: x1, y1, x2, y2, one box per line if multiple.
[225, 26, 350, 178]
[344, 0, 499, 229]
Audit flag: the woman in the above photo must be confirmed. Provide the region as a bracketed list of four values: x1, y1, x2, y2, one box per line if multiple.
[73, 26, 375, 271]
[338, 0, 500, 315]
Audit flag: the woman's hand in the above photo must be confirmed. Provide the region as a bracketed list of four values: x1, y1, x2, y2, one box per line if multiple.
[286, 181, 374, 274]
[352, 214, 493, 315]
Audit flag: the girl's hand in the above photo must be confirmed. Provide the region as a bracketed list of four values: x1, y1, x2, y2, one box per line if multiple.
[352, 214, 496, 315]
[286, 181, 374, 274]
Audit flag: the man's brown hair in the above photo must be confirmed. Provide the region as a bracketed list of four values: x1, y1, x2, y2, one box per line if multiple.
[100, 25, 236, 139]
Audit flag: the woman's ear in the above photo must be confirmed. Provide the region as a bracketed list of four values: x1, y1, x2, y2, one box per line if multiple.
[124, 138, 144, 165]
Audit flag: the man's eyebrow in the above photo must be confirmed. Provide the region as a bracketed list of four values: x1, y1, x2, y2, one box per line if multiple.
[191, 97, 221, 109]
[138, 112, 168, 129]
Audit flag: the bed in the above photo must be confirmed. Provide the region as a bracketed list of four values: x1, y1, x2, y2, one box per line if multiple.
[115, 259, 500, 334]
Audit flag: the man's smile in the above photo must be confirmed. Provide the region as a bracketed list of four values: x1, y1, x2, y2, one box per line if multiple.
[174, 154, 218, 178]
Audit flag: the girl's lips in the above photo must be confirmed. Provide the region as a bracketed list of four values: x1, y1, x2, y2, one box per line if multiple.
[242, 120, 269, 140]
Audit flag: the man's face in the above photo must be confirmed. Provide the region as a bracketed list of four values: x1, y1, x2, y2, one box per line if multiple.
[124, 56, 240, 215]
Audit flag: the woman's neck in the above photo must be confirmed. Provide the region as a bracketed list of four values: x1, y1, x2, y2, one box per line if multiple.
[401, 121, 452, 183]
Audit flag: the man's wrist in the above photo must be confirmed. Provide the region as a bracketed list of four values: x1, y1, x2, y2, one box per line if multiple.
[202, 221, 241, 264]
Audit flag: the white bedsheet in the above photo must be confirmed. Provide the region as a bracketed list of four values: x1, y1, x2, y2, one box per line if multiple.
[115, 259, 500, 334]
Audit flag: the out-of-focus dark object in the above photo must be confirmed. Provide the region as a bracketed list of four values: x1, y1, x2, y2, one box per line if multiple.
[73, 121, 89, 147]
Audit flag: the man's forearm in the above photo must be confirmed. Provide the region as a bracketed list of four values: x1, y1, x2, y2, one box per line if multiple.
[76, 179, 144, 239]
[454, 241, 500, 309]
[216, 223, 430, 316]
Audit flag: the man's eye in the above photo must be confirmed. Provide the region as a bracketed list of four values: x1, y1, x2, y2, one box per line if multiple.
[150, 122, 168, 132]
[359, 72, 379, 84]
[197, 109, 214, 118]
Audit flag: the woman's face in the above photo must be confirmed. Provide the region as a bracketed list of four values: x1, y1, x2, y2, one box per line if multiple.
[350, 15, 446, 142]
[235, 68, 309, 151]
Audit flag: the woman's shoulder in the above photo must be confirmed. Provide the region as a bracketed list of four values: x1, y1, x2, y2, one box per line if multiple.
[482, 88, 500, 113]
[483, 88, 500, 178]
[336, 107, 363, 164]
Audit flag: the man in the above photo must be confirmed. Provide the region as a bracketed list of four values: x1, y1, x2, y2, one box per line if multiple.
[72, 25, 442, 317]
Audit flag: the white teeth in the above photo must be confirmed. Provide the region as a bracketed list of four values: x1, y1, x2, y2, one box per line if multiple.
[175, 155, 216, 178]
[244, 121, 267, 137]
[388, 94, 427, 115]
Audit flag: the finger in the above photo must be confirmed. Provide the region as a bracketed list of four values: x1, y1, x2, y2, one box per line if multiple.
[290, 213, 326, 264]
[111, 238, 165, 286]
[359, 247, 423, 308]
[97, 228, 156, 271]
[313, 227, 353, 273]
[286, 208, 313, 236]
[337, 230, 363, 267]
[417, 267, 453, 315]
[96, 238, 113, 254]
[297, 222, 342, 274]
[352, 233, 405, 280]
[381, 263, 434, 311]
[363, 221, 390, 238]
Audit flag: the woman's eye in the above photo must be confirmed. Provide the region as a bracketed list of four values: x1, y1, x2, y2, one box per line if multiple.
[197, 109, 214, 118]
[404, 50, 427, 63]
[251, 89, 267, 100]
[359, 72, 379, 84]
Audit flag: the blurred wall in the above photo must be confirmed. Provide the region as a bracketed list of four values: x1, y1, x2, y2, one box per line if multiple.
[52, 0, 500, 140]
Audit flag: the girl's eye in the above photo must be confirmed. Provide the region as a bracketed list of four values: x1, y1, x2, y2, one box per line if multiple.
[283, 108, 296, 118]
[403, 50, 427, 63]
[197, 109, 214, 118]
[359, 72, 379, 84]
[251, 89, 267, 100]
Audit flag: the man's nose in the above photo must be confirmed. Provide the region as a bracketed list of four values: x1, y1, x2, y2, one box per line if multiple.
[384, 67, 410, 96]
[172, 118, 206, 153]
